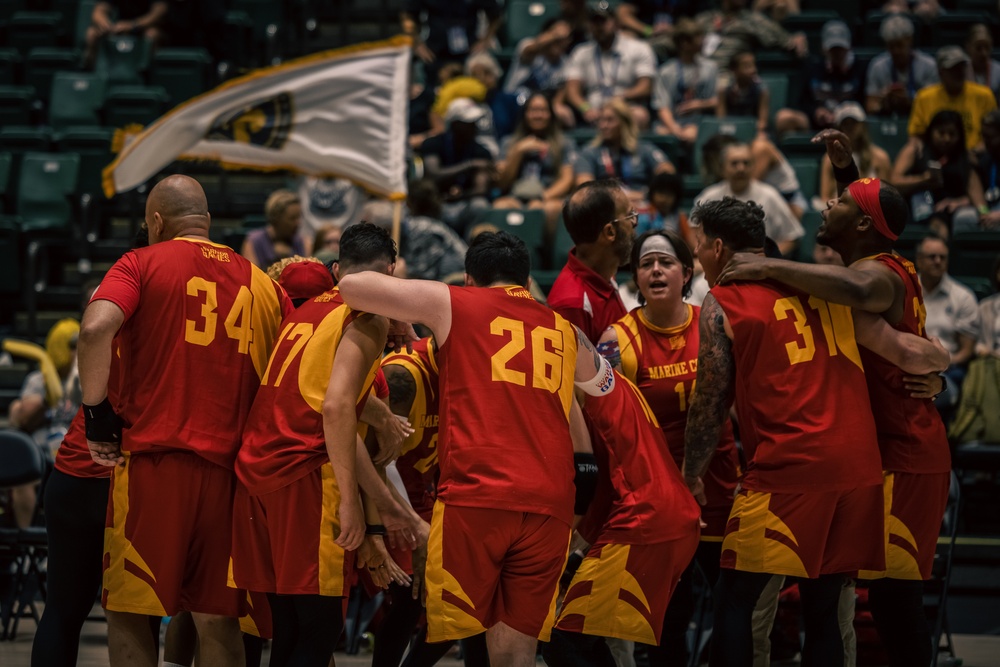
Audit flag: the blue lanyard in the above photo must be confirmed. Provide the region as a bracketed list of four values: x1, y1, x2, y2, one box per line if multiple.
[594, 48, 621, 97]
[892, 60, 916, 97]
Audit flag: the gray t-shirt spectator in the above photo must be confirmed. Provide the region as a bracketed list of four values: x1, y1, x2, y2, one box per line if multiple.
[695, 179, 804, 246]
[402, 215, 469, 281]
[923, 273, 981, 355]
[563, 34, 657, 110]
[652, 56, 718, 121]
[575, 141, 669, 192]
[865, 50, 938, 99]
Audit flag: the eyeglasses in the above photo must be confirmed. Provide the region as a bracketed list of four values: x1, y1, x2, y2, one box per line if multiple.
[919, 253, 948, 261]
[610, 210, 639, 226]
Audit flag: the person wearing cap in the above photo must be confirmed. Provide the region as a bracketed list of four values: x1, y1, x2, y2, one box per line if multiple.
[563, 1, 657, 129]
[820, 102, 892, 203]
[909, 46, 997, 150]
[965, 23, 1000, 104]
[864, 14, 938, 117]
[651, 18, 719, 144]
[774, 20, 866, 136]
[417, 97, 495, 238]
[713, 128, 952, 667]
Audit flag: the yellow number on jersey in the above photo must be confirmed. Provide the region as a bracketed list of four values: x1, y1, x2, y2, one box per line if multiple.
[184, 277, 255, 352]
[773, 296, 815, 364]
[261, 322, 315, 387]
[224, 286, 254, 354]
[773, 296, 863, 368]
[674, 379, 696, 412]
[490, 316, 565, 392]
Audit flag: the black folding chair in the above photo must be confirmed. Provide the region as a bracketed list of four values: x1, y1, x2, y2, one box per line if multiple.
[0, 428, 48, 640]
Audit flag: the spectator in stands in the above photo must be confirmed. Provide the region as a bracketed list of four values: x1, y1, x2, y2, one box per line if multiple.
[504, 19, 575, 125]
[240, 189, 308, 269]
[652, 18, 718, 145]
[701, 133, 806, 220]
[494, 93, 576, 242]
[865, 14, 938, 118]
[882, 0, 940, 21]
[775, 20, 866, 137]
[311, 225, 342, 265]
[432, 52, 516, 146]
[694, 0, 807, 77]
[977, 255, 1000, 357]
[966, 24, 1000, 104]
[563, 2, 657, 129]
[615, 0, 699, 60]
[418, 98, 495, 237]
[297, 177, 363, 238]
[917, 234, 981, 407]
[638, 171, 693, 245]
[716, 52, 770, 139]
[974, 110, 1000, 229]
[400, 0, 502, 83]
[694, 141, 803, 255]
[751, 0, 799, 22]
[819, 102, 892, 202]
[85, 0, 169, 67]
[893, 110, 986, 237]
[909, 46, 998, 150]
[575, 98, 675, 205]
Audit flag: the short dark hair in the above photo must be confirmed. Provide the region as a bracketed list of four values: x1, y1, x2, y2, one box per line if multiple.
[648, 171, 682, 198]
[729, 50, 754, 71]
[691, 197, 766, 250]
[465, 230, 531, 287]
[407, 178, 442, 218]
[916, 233, 948, 256]
[562, 179, 622, 245]
[338, 221, 397, 270]
[630, 229, 695, 302]
[877, 181, 909, 238]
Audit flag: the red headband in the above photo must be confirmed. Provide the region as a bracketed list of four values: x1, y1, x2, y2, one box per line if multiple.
[848, 178, 898, 241]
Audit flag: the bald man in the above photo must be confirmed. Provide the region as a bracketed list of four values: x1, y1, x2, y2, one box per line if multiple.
[78, 175, 293, 667]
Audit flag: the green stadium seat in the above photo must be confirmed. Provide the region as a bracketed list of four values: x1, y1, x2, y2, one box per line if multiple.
[0, 48, 18, 85]
[642, 133, 681, 166]
[51, 0, 86, 43]
[505, 0, 560, 46]
[893, 226, 927, 263]
[534, 218, 574, 293]
[954, 275, 993, 301]
[49, 72, 106, 129]
[72, 0, 96, 50]
[478, 208, 546, 269]
[928, 13, 993, 49]
[566, 127, 597, 147]
[863, 11, 893, 49]
[243, 213, 267, 228]
[150, 48, 212, 106]
[15, 151, 80, 232]
[760, 74, 789, 128]
[779, 132, 825, 160]
[7, 11, 61, 52]
[25, 47, 80, 103]
[232, 0, 286, 65]
[789, 157, 820, 201]
[866, 117, 909, 162]
[781, 11, 839, 54]
[104, 84, 167, 127]
[0, 126, 52, 192]
[0, 0, 24, 23]
[55, 126, 114, 197]
[694, 117, 756, 174]
[952, 232, 1000, 278]
[221, 11, 253, 70]
[0, 85, 35, 126]
[0, 151, 11, 214]
[795, 209, 823, 263]
[95, 35, 152, 85]
[0, 225, 19, 295]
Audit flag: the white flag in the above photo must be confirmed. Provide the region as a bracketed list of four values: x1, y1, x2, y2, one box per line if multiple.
[103, 37, 412, 199]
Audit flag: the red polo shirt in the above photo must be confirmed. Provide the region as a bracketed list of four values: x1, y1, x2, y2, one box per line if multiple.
[547, 249, 627, 344]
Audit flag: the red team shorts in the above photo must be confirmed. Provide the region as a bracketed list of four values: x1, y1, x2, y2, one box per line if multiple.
[239, 590, 273, 639]
[555, 532, 700, 645]
[859, 470, 951, 581]
[424, 501, 571, 643]
[231, 463, 355, 597]
[103, 451, 244, 617]
[721, 484, 886, 579]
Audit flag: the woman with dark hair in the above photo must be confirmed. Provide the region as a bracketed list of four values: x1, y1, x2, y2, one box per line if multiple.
[596, 229, 739, 666]
[892, 109, 987, 236]
[494, 92, 576, 236]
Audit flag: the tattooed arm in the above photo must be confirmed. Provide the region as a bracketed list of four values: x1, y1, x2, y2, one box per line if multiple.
[597, 327, 623, 373]
[683, 294, 736, 504]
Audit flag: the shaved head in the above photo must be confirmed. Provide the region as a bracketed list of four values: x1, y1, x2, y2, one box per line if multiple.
[145, 175, 211, 243]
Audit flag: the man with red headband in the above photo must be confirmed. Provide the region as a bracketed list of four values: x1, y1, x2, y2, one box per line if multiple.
[716, 129, 952, 667]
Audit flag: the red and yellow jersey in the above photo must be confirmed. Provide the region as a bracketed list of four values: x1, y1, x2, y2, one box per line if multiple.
[437, 285, 578, 525]
[236, 288, 379, 496]
[861, 254, 951, 474]
[382, 338, 440, 522]
[711, 281, 882, 493]
[611, 305, 739, 514]
[583, 372, 702, 545]
[92, 238, 291, 469]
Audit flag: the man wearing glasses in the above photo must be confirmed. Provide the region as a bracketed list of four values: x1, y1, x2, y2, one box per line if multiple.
[549, 179, 638, 345]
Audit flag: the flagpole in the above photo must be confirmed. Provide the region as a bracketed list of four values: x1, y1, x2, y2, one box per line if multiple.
[391, 200, 403, 249]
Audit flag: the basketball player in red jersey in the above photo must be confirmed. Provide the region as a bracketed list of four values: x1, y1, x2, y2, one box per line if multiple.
[715, 130, 953, 667]
[77, 175, 293, 667]
[339, 231, 617, 667]
[682, 197, 949, 667]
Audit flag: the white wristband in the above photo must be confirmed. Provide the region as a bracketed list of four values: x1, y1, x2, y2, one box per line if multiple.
[575, 356, 616, 397]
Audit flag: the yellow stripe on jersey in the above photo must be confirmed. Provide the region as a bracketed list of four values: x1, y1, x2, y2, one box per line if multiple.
[318, 463, 349, 596]
[425, 502, 487, 643]
[555, 316, 580, 418]
[612, 313, 643, 384]
[247, 266, 288, 380]
[722, 490, 809, 578]
[297, 307, 377, 414]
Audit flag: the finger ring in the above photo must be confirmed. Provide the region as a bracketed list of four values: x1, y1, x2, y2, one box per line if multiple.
[379, 565, 386, 568]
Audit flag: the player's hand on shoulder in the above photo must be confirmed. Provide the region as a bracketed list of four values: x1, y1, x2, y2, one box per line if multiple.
[716, 252, 772, 285]
[373, 415, 413, 466]
[387, 319, 419, 353]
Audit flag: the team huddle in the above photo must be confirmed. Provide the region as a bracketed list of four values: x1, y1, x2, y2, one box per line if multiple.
[45, 130, 951, 667]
